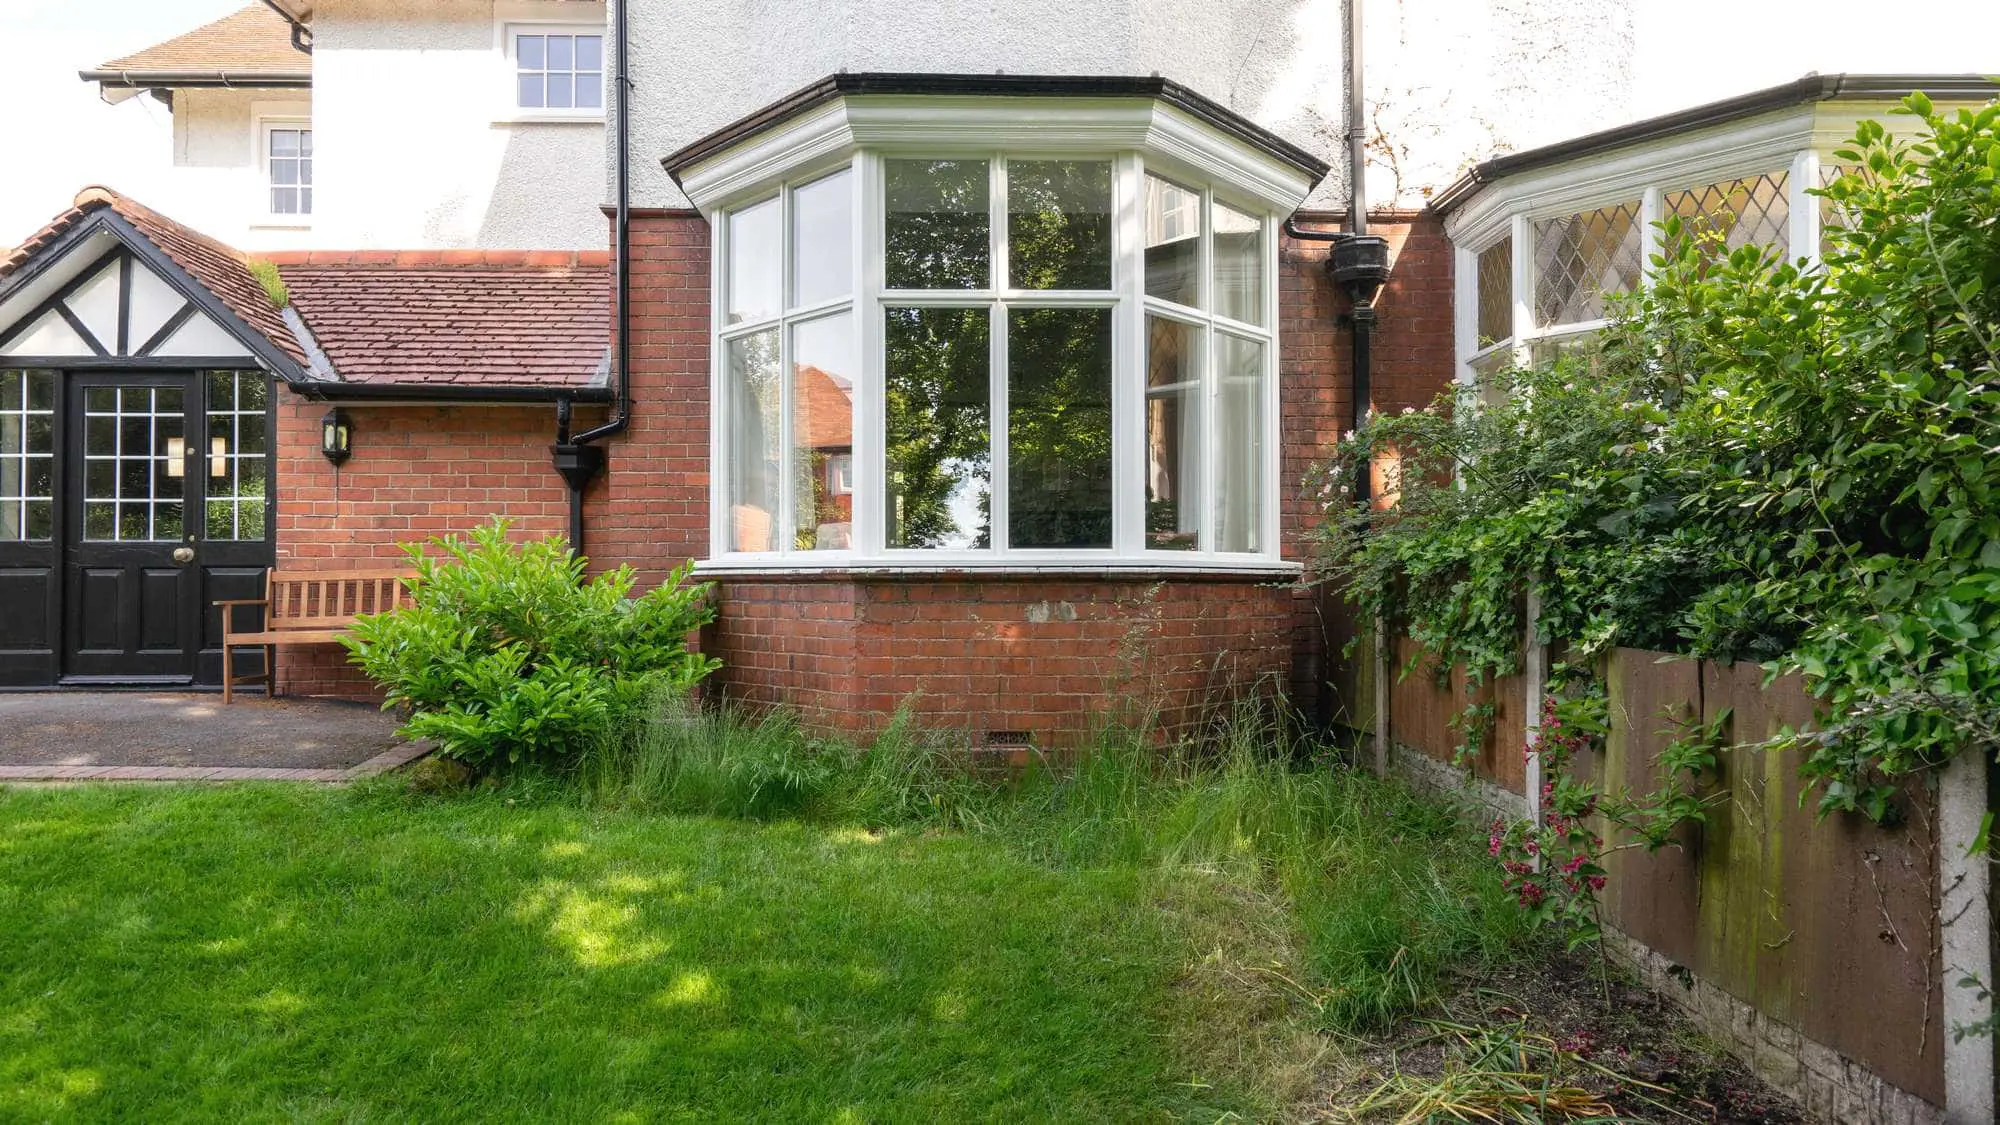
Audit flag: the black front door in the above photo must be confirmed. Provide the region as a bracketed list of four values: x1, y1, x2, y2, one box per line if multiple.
[63, 374, 201, 681]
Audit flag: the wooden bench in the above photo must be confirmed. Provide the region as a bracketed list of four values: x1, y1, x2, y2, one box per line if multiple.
[216, 568, 415, 702]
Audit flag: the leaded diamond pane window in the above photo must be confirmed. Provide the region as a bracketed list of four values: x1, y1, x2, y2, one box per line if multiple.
[1664, 171, 1790, 259]
[1532, 202, 1642, 328]
[1475, 237, 1513, 347]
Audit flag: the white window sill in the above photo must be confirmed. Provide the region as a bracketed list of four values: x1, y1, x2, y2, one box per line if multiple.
[692, 556, 1303, 581]
[493, 113, 604, 126]
[251, 220, 312, 231]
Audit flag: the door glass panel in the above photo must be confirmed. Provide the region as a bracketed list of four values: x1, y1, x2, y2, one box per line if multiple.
[82, 383, 185, 542]
[205, 371, 270, 540]
[0, 371, 55, 540]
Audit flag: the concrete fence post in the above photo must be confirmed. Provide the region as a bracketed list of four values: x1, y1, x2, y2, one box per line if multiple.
[1522, 584, 1543, 826]
[1940, 749, 1995, 1124]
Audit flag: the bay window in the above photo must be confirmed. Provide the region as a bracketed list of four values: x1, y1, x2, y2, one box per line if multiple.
[713, 151, 1280, 565]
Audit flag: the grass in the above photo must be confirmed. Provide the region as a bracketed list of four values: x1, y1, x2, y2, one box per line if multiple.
[0, 701, 1530, 1121]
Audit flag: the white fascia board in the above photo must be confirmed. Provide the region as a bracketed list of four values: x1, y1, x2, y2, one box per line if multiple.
[677, 95, 1317, 218]
[1445, 105, 1820, 251]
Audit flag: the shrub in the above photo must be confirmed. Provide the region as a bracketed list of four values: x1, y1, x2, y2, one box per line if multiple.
[343, 520, 719, 767]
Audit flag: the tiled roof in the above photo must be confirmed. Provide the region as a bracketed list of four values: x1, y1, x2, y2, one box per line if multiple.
[268, 251, 611, 388]
[90, 4, 308, 81]
[1, 186, 303, 366]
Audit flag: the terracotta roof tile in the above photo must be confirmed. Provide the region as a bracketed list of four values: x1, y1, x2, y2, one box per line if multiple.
[91, 5, 308, 80]
[0, 186, 302, 366]
[277, 259, 610, 388]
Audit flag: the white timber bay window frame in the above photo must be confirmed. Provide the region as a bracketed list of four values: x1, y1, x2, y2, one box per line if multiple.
[678, 91, 1314, 573]
[1444, 97, 1947, 392]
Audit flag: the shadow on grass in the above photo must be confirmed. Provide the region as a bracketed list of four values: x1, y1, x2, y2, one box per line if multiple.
[0, 783, 1230, 1121]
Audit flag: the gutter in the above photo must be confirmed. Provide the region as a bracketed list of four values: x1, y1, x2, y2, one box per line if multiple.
[290, 381, 612, 405]
[551, 0, 632, 554]
[78, 69, 311, 89]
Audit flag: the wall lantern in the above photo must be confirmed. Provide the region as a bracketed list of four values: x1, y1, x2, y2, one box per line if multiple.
[320, 408, 353, 465]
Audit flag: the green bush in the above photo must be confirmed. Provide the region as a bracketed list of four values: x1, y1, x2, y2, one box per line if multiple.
[343, 520, 719, 767]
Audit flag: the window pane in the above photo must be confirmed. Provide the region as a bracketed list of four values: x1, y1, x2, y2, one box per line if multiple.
[886, 307, 989, 549]
[1532, 201, 1642, 327]
[1145, 316, 1201, 551]
[517, 34, 545, 69]
[547, 34, 573, 70]
[1008, 307, 1112, 549]
[576, 35, 603, 70]
[270, 129, 298, 157]
[575, 73, 602, 109]
[272, 160, 298, 186]
[1007, 160, 1111, 290]
[885, 159, 989, 290]
[791, 313, 855, 552]
[271, 188, 297, 215]
[1664, 170, 1791, 260]
[1475, 237, 1512, 348]
[298, 130, 312, 157]
[724, 330, 781, 552]
[1213, 334, 1265, 553]
[546, 74, 573, 109]
[790, 170, 852, 308]
[1144, 175, 1201, 307]
[1213, 202, 1264, 326]
[725, 198, 781, 325]
[517, 73, 545, 108]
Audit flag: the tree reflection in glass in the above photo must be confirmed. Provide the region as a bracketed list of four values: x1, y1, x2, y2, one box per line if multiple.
[886, 307, 989, 548]
[1008, 160, 1111, 290]
[885, 160, 989, 290]
[1009, 307, 1112, 548]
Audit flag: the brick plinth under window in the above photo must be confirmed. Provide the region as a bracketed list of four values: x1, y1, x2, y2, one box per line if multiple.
[703, 571, 1296, 747]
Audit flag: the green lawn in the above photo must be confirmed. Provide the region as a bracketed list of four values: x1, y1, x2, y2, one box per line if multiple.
[0, 784, 1242, 1122]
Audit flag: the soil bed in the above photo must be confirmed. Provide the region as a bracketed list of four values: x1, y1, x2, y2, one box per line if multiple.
[1315, 946, 1804, 1123]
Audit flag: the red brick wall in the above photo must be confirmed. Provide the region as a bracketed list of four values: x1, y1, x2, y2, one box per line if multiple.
[271, 388, 591, 698]
[705, 572, 1294, 747]
[264, 209, 1460, 739]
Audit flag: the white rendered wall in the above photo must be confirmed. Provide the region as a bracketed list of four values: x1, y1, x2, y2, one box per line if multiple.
[309, 0, 607, 249]
[616, 0, 1637, 213]
[156, 89, 314, 252]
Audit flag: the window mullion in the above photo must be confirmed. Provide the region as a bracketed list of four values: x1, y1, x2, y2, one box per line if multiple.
[989, 156, 1009, 551]
[1197, 188, 1215, 553]
[776, 185, 795, 556]
[1111, 153, 1143, 556]
[1260, 212, 1279, 558]
[854, 152, 884, 558]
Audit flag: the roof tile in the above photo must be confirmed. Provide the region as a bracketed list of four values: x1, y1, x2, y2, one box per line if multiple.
[93, 5, 308, 79]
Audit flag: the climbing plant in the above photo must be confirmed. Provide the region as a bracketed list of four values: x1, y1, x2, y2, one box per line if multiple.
[1316, 94, 2000, 852]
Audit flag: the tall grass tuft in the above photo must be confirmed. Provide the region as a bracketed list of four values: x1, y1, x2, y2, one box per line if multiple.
[570, 691, 1528, 1031]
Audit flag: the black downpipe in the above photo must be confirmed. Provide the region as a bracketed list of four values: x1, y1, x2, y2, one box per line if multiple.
[550, 0, 631, 554]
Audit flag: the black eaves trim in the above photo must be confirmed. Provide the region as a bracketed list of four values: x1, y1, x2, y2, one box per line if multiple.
[662, 72, 1331, 182]
[296, 382, 615, 404]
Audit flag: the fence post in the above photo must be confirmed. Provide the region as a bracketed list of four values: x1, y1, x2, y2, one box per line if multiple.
[1940, 749, 1995, 1124]
[1372, 614, 1389, 778]
[1522, 584, 1544, 826]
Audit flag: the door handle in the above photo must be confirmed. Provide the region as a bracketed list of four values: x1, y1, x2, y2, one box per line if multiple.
[172, 546, 195, 565]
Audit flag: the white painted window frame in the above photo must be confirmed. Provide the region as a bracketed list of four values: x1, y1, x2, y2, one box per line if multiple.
[498, 19, 607, 123]
[254, 115, 313, 228]
[705, 148, 1284, 573]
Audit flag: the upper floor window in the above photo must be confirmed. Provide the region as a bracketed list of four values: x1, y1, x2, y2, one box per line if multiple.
[264, 124, 312, 218]
[715, 153, 1278, 565]
[511, 28, 603, 114]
